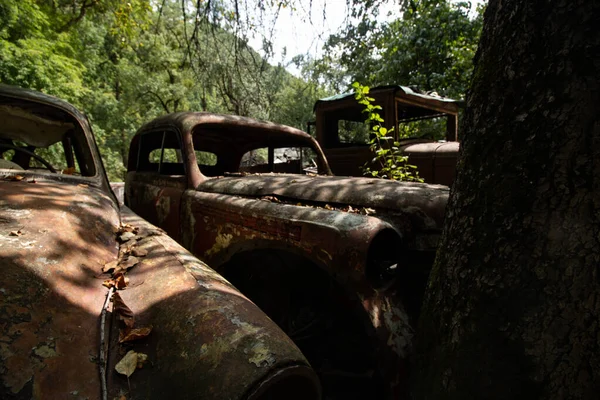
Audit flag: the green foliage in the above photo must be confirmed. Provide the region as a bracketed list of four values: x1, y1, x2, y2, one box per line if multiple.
[0, 0, 329, 181]
[322, 0, 485, 99]
[352, 82, 422, 182]
[0, 0, 483, 180]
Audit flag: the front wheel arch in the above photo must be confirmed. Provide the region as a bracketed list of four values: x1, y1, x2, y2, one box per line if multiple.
[217, 249, 389, 400]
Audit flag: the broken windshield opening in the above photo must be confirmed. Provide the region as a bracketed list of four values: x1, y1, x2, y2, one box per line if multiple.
[0, 100, 96, 176]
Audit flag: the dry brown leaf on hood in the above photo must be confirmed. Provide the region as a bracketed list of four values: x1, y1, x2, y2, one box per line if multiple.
[119, 232, 136, 243]
[113, 272, 129, 290]
[136, 353, 149, 369]
[115, 350, 139, 378]
[112, 292, 135, 328]
[102, 279, 116, 289]
[121, 256, 139, 270]
[9, 230, 22, 236]
[119, 224, 139, 234]
[119, 326, 153, 343]
[103, 260, 118, 273]
[131, 248, 148, 257]
[118, 239, 137, 257]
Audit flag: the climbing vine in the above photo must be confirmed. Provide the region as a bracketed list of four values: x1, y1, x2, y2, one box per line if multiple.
[352, 82, 423, 182]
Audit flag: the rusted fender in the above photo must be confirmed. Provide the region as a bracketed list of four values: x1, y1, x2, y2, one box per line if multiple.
[111, 207, 321, 400]
[180, 190, 401, 284]
[179, 191, 414, 397]
[197, 175, 449, 229]
[0, 180, 120, 399]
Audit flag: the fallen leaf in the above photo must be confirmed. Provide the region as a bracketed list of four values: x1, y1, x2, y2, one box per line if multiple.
[360, 207, 376, 216]
[103, 260, 118, 273]
[102, 279, 115, 288]
[119, 232, 136, 242]
[136, 353, 149, 368]
[77, 183, 89, 188]
[121, 256, 139, 270]
[9, 230, 22, 236]
[324, 204, 333, 210]
[119, 326, 153, 343]
[119, 224, 139, 234]
[62, 167, 76, 175]
[7, 175, 24, 181]
[115, 350, 138, 377]
[112, 292, 135, 328]
[260, 195, 280, 203]
[114, 272, 129, 290]
[131, 248, 148, 257]
[119, 239, 137, 256]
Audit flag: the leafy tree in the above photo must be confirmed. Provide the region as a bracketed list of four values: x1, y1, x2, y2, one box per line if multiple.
[321, 0, 484, 98]
[0, 0, 88, 100]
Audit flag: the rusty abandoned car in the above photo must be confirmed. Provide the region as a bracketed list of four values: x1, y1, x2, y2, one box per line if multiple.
[312, 85, 461, 186]
[0, 85, 321, 400]
[125, 112, 450, 399]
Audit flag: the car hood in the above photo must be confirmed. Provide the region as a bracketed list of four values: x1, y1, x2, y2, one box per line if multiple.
[0, 180, 120, 398]
[198, 174, 449, 228]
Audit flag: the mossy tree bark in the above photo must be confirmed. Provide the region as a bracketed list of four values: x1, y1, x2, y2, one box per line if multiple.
[413, 1, 600, 399]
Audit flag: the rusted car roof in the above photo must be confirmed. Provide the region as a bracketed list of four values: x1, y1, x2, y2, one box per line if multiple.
[128, 111, 332, 181]
[314, 84, 463, 111]
[135, 112, 318, 144]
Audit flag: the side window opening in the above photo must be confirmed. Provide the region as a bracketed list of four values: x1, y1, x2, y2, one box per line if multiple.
[396, 102, 449, 141]
[137, 130, 185, 175]
[320, 107, 383, 148]
[239, 146, 318, 175]
[338, 120, 371, 145]
[196, 151, 217, 166]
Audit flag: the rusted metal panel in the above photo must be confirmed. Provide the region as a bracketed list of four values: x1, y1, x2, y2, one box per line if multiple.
[0, 180, 120, 399]
[180, 190, 397, 274]
[127, 112, 332, 187]
[404, 142, 460, 186]
[197, 175, 449, 230]
[178, 190, 415, 396]
[124, 172, 186, 242]
[1, 86, 320, 400]
[111, 207, 320, 400]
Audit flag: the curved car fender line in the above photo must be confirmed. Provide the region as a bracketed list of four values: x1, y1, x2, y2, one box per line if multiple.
[180, 190, 403, 283]
[111, 207, 321, 400]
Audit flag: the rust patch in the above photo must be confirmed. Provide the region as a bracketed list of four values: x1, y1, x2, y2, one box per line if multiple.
[0, 181, 120, 399]
[104, 207, 321, 400]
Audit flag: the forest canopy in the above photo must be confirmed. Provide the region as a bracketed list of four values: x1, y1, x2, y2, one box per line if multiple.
[0, 0, 484, 180]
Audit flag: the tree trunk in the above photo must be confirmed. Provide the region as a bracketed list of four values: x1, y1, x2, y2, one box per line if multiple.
[413, 1, 600, 399]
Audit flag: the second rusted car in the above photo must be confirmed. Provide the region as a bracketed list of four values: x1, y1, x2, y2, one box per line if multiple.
[125, 112, 450, 399]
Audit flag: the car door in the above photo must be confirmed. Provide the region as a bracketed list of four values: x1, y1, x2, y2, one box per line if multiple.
[125, 128, 187, 243]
